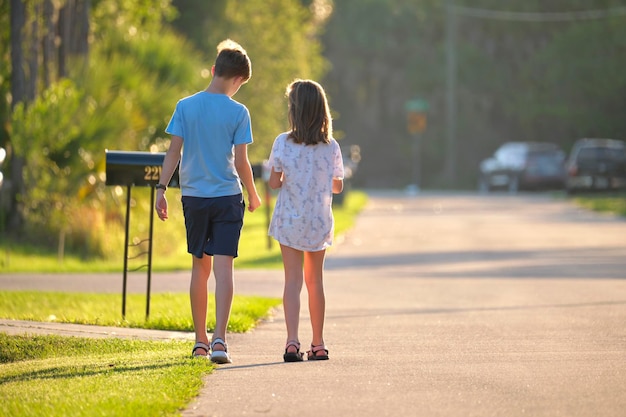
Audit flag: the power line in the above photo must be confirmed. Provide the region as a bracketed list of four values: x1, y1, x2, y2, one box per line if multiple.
[452, 5, 626, 22]
[441, 2, 626, 185]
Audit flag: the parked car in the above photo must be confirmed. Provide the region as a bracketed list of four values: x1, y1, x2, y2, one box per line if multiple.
[478, 142, 567, 193]
[565, 138, 626, 194]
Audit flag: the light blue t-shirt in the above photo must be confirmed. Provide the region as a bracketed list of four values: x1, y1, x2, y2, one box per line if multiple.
[165, 91, 253, 198]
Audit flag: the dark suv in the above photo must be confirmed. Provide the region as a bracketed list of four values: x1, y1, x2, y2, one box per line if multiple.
[479, 142, 566, 193]
[565, 138, 626, 194]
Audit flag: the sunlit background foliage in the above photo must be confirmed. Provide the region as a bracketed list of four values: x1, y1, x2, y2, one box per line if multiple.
[1, 0, 625, 260]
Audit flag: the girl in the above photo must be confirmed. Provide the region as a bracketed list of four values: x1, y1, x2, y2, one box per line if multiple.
[267, 79, 344, 362]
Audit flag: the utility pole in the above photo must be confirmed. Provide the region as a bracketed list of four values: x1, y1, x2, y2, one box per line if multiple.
[444, 0, 458, 186]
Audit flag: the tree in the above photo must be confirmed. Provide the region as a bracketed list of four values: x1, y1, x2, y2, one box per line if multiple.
[4, 0, 188, 252]
[42, 0, 55, 88]
[321, 0, 626, 188]
[170, 0, 227, 51]
[228, 0, 328, 161]
[7, 0, 26, 232]
[322, 0, 442, 187]
[169, 0, 328, 161]
[9, 0, 25, 109]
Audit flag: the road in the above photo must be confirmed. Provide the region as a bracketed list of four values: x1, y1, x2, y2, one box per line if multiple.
[186, 191, 626, 417]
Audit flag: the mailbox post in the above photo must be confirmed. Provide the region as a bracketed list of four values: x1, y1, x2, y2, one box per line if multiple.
[105, 150, 179, 319]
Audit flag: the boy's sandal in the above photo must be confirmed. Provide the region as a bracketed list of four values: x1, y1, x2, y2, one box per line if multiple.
[307, 344, 329, 361]
[283, 340, 304, 362]
[191, 341, 210, 358]
[210, 338, 232, 364]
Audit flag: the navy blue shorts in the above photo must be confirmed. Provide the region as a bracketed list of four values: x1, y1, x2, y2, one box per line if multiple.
[182, 194, 245, 258]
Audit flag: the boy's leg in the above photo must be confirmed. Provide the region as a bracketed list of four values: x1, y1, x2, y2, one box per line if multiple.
[303, 249, 326, 347]
[211, 254, 235, 350]
[280, 244, 304, 352]
[190, 254, 212, 353]
[200, 194, 242, 361]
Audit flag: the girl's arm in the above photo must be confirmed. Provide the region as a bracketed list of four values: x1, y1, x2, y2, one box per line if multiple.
[268, 167, 283, 189]
[332, 178, 344, 194]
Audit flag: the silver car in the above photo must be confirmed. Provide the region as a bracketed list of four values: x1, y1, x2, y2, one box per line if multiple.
[479, 142, 567, 193]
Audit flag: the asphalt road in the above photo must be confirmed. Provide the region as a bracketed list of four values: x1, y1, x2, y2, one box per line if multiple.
[2, 191, 625, 417]
[189, 191, 626, 417]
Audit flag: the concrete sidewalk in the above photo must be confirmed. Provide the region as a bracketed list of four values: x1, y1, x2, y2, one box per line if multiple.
[2, 191, 626, 417]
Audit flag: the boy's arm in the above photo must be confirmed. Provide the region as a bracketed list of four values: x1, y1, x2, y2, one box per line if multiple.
[234, 144, 261, 212]
[155, 136, 183, 221]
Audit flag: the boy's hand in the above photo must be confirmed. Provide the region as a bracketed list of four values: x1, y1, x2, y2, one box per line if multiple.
[155, 193, 169, 220]
[247, 192, 261, 212]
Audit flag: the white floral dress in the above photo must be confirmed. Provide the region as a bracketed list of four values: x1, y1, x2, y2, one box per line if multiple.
[268, 133, 344, 251]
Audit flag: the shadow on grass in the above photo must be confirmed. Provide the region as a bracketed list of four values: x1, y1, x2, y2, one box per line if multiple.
[0, 358, 194, 385]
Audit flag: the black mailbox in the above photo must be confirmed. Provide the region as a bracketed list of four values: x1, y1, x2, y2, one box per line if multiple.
[105, 150, 179, 187]
[105, 149, 180, 320]
[251, 163, 262, 179]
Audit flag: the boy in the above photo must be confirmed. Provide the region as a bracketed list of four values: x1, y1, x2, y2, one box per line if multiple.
[155, 39, 261, 364]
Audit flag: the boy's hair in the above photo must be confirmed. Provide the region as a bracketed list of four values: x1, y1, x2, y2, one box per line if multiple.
[286, 79, 332, 145]
[214, 39, 252, 81]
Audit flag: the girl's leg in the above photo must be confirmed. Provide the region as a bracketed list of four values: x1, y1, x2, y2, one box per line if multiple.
[280, 244, 304, 352]
[211, 254, 235, 351]
[190, 254, 212, 354]
[303, 249, 326, 347]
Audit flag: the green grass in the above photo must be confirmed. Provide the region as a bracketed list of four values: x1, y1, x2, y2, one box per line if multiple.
[571, 192, 626, 217]
[0, 190, 368, 272]
[0, 290, 281, 416]
[0, 334, 212, 417]
[0, 291, 280, 333]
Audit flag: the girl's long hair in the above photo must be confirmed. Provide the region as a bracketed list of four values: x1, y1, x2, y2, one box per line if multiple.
[286, 79, 332, 145]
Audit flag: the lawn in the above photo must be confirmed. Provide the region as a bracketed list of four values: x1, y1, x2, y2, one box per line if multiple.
[0, 334, 212, 417]
[571, 192, 626, 217]
[0, 290, 282, 415]
[0, 291, 281, 333]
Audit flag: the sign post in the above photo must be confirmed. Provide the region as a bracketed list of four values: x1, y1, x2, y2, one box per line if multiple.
[405, 99, 429, 193]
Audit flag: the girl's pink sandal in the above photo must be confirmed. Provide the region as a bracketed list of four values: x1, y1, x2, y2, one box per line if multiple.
[283, 340, 304, 362]
[307, 344, 329, 361]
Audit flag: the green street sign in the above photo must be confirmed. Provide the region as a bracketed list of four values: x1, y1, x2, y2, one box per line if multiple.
[405, 98, 429, 113]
